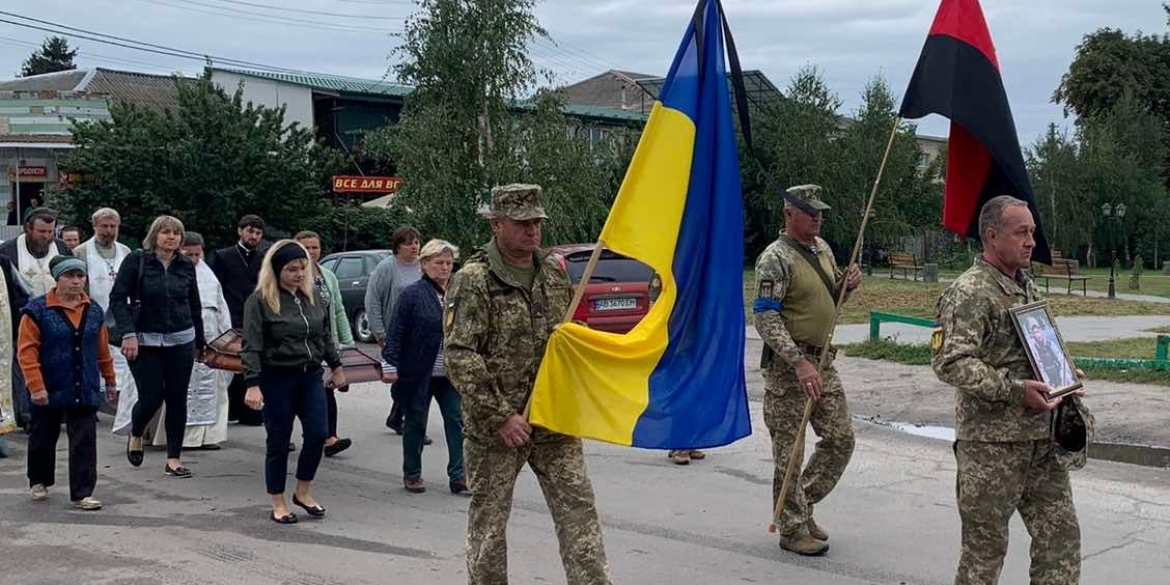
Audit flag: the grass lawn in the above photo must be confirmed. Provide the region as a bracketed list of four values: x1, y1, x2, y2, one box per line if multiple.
[841, 337, 1170, 387]
[743, 271, 1170, 325]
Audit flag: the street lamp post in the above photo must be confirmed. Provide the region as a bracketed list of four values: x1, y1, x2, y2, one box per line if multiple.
[1102, 202, 1127, 299]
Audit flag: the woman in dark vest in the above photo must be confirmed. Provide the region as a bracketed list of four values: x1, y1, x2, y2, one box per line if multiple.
[19, 256, 117, 509]
[382, 239, 467, 495]
[242, 240, 346, 524]
[110, 215, 205, 478]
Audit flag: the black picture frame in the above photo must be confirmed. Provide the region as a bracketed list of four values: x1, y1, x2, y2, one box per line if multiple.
[1009, 300, 1083, 399]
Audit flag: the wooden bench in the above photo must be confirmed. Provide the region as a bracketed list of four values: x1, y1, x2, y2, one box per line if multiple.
[1039, 257, 1091, 295]
[888, 252, 922, 281]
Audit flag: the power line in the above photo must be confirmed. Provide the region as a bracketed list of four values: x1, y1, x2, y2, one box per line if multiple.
[200, 0, 408, 20]
[0, 34, 183, 73]
[131, 0, 400, 35]
[0, 11, 362, 76]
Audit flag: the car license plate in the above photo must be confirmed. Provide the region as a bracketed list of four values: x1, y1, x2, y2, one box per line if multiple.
[593, 297, 637, 311]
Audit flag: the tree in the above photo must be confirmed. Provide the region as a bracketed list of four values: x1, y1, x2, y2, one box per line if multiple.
[366, 0, 629, 253]
[1054, 19, 1170, 184]
[1027, 124, 1084, 254]
[21, 36, 77, 77]
[54, 69, 348, 249]
[741, 66, 841, 260]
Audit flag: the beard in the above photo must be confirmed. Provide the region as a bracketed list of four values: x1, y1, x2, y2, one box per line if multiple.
[26, 238, 51, 258]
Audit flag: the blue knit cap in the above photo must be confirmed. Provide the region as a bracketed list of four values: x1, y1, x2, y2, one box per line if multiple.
[50, 256, 87, 281]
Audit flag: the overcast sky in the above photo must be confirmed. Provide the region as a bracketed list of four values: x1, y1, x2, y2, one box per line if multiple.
[0, 0, 1162, 144]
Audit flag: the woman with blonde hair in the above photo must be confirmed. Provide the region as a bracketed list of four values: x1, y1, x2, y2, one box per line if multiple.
[242, 239, 346, 524]
[109, 215, 204, 478]
[382, 239, 467, 495]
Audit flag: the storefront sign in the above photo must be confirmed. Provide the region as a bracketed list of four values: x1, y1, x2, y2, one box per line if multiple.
[6, 165, 48, 182]
[332, 175, 403, 194]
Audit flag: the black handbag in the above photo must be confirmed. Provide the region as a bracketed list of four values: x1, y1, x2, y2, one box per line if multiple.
[106, 252, 145, 347]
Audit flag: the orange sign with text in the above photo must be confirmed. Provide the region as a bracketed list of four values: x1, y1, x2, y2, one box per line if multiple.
[332, 175, 403, 194]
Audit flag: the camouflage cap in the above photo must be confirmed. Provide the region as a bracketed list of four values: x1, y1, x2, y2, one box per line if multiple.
[487, 183, 548, 221]
[784, 184, 832, 213]
[1052, 395, 1093, 471]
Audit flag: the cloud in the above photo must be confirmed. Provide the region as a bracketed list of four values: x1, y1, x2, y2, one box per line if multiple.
[0, 0, 1162, 142]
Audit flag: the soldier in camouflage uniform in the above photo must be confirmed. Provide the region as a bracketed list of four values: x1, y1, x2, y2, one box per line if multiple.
[753, 184, 862, 557]
[444, 184, 611, 585]
[932, 195, 1084, 585]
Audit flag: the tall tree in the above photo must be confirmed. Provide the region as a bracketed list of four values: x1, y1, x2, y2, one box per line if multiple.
[1027, 124, 1083, 253]
[21, 36, 78, 77]
[742, 66, 841, 260]
[55, 69, 348, 248]
[366, 0, 630, 253]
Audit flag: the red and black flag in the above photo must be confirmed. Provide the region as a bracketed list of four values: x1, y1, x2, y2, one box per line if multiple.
[899, 0, 1052, 264]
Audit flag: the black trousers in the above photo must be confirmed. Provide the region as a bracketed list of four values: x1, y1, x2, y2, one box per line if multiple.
[261, 365, 328, 495]
[28, 405, 98, 501]
[129, 343, 195, 459]
[228, 374, 264, 426]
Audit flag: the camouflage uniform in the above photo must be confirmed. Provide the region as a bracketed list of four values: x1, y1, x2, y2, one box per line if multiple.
[753, 185, 855, 541]
[444, 184, 611, 585]
[932, 257, 1080, 585]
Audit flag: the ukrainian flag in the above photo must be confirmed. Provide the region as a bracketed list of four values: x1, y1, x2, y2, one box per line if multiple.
[530, 0, 750, 449]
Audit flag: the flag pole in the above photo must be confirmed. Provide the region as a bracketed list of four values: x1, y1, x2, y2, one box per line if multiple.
[522, 239, 608, 420]
[769, 117, 903, 533]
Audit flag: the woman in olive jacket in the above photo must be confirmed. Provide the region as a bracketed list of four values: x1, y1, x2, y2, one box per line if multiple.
[241, 240, 346, 524]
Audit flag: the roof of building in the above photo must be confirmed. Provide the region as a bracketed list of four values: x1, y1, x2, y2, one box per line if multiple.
[84, 69, 186, 112]
[0, 69, 89, 92]
[0, 68, 186, 112]
[214, 67, 414, 98]
[636, 70, 782, 113]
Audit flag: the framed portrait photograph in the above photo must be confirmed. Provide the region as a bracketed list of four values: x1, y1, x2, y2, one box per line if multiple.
[1009, 301, 1083, 399]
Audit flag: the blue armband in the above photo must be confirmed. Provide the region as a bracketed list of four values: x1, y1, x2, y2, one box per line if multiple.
[752, 298, 782, 314]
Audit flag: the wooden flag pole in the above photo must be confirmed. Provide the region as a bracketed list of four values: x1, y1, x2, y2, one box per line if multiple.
[769, 118, 903, 533]
[522, 239, 608, 420]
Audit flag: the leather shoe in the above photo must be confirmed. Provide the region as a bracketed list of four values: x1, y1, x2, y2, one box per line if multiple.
[292, 495, 326, 517]
[271, 511, 298, 524]
[126, 436, 144, 468]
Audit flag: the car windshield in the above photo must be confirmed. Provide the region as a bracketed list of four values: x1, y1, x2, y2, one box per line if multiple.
[564, 250, 654, 284]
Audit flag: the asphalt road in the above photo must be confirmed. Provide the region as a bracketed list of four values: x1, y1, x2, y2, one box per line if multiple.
[1, 356, 1168, 584]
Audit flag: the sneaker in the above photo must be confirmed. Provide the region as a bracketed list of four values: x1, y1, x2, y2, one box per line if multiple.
[30, 484, 49, 501]
[668, 450, 691, 465]
[778, 527, 829, 556]
[449, 480, 471, 496]
[71, 497, 102, 511]
[807, 517, 829, 541]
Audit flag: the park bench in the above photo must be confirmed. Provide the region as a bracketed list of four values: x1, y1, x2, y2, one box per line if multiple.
[888, 251, 922, 281]
[1038, 256, 1091, 296]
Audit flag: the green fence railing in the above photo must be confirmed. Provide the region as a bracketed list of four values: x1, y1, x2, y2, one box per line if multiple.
[867, 312, 1170, 371]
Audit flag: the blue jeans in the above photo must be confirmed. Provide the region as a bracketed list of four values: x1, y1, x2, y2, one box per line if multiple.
[403, 376, 464, 484]
[260, 365, 328, 495]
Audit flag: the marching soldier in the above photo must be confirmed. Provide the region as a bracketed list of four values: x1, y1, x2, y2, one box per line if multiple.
[753, 184, 861, 556]
[932, 195, 1084, 585]
[444, 184, 611, 585]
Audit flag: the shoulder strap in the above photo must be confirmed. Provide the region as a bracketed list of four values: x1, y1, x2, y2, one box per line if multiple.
[133, 251, 145, 303]
[779, 235, 838, 299]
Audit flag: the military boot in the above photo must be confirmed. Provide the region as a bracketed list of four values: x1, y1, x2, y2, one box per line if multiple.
[778, 527, 829, 556]
[807, 517, 828, 541]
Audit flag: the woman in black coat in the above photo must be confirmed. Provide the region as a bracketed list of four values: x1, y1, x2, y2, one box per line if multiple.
[110, 215, 204, 479]
[381, 239, 467, 495]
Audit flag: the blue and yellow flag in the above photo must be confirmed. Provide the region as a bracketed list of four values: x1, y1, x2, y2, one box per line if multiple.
[530, 0, 750, 449]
